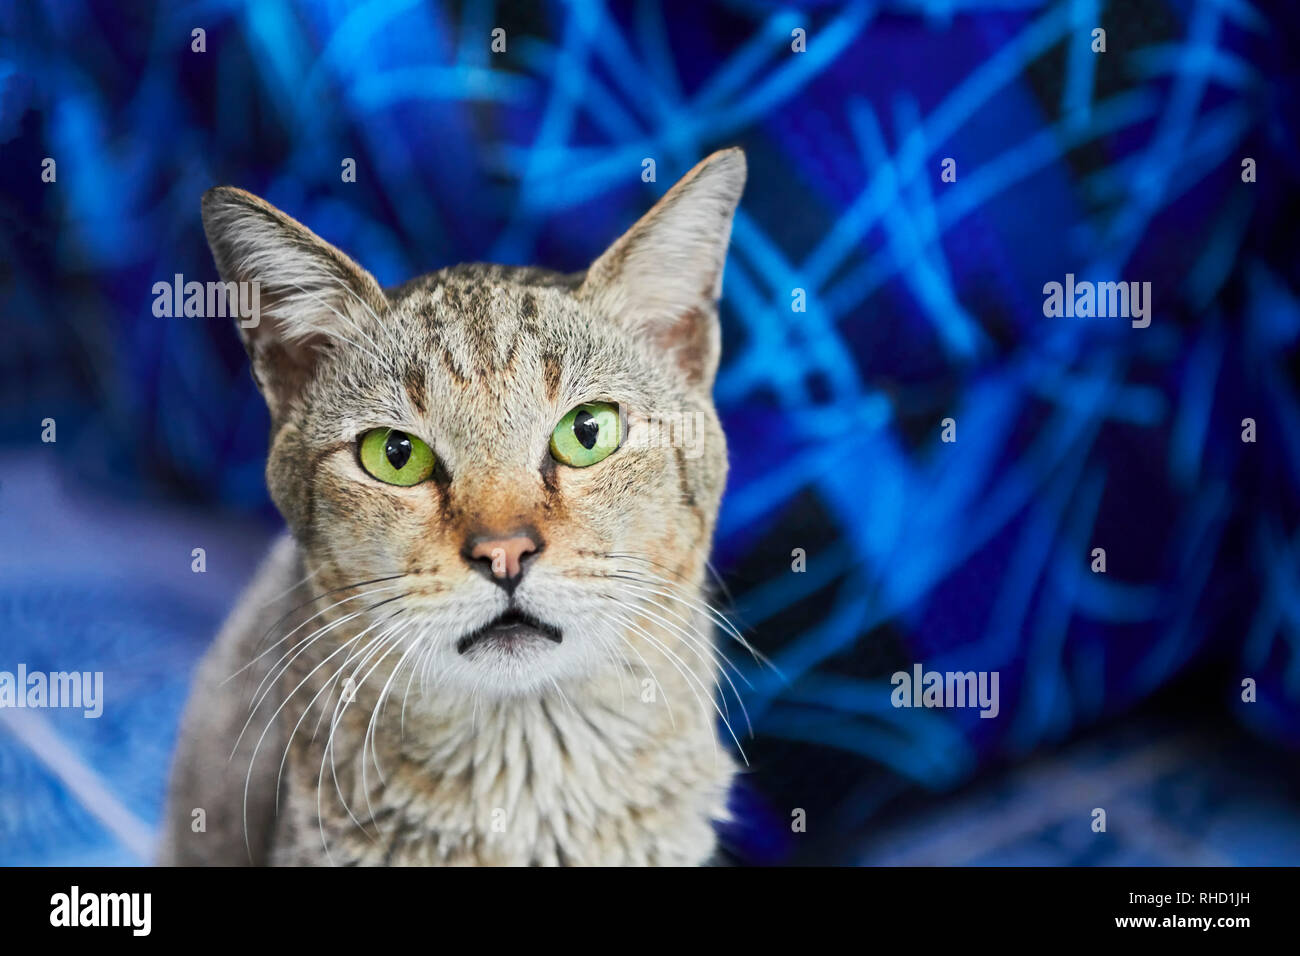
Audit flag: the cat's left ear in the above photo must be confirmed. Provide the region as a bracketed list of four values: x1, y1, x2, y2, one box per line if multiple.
[578, 148, 746, 390]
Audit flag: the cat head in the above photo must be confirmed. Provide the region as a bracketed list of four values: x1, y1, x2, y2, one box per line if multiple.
[202, 150, 745, 697]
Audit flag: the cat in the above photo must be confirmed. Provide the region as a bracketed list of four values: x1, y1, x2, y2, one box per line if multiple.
[159, 149, 749, 866]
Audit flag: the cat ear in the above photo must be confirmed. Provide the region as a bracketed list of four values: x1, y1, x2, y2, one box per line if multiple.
[578, 148, 746, 389]
[201, 186, 387, 419]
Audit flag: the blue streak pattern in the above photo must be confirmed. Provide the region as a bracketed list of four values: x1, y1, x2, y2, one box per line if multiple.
[0, 0, 1297, 864]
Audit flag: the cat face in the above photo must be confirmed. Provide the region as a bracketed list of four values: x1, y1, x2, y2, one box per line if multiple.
[203, 151, 745, 697]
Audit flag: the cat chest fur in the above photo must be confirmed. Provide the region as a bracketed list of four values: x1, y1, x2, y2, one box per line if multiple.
[269, 684, 733, 866]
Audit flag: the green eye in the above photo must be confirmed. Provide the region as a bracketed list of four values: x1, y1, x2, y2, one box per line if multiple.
[549, 402, 622, 467]
[359, 428, 436, 486]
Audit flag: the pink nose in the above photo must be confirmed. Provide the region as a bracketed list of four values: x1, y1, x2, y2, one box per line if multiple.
[468, 535, 538, 581]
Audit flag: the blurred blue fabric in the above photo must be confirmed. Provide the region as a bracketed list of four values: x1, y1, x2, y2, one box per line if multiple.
[1, 0, 1297, 865]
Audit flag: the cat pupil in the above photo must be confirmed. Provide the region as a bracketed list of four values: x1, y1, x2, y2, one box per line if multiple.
[385, 432, 413, 470]
[573, 411, 599, 450]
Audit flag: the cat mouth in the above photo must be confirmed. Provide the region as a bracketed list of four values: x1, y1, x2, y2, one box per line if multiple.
[455, 609, 563, 655]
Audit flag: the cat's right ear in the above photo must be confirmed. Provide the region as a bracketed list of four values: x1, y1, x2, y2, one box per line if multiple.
[201, 187, 387, 420]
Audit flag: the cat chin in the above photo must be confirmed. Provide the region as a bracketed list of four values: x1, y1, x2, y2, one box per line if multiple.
[436, 660, 594, 701]
[423, 632, 604, 701]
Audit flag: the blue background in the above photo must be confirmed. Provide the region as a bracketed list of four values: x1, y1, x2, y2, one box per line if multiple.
[1, 0, 1298, 865]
